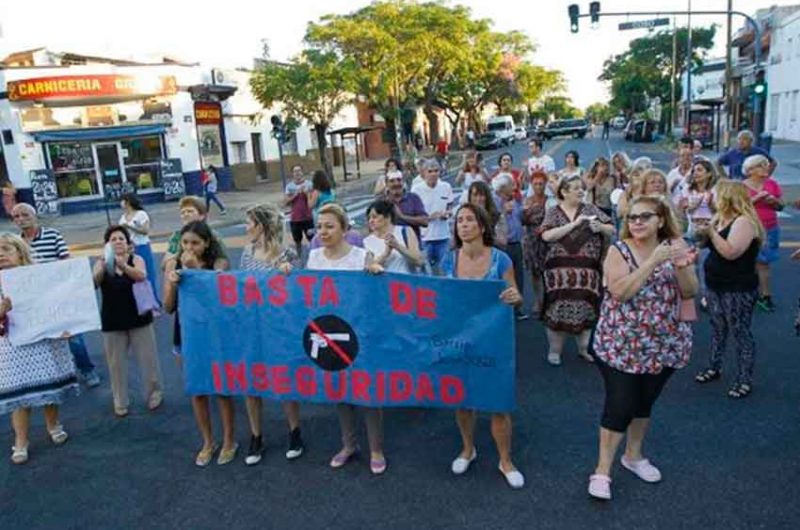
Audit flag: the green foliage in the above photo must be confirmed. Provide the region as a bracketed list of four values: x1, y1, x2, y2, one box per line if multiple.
[599, 25, 716, 115]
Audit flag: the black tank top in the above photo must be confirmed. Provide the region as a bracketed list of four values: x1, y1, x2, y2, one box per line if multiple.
[100, 255, 154, 332]
[704, 221, 759, 292]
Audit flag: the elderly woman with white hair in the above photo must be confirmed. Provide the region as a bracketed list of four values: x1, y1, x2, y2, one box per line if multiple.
[742, 154, 784, 312]
[493, 173, 528, 319]
[541, 176, 615, 366]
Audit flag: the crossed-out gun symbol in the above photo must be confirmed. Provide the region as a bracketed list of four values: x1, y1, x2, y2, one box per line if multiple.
[309, 333, 351, 360]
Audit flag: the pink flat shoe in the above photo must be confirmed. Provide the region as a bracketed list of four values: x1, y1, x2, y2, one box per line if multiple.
[329, 447, 359, 468]
[370, 456, 387, 475]
[588, 474, 612, 500]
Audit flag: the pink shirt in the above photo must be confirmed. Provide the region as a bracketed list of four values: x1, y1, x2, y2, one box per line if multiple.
[747, 178, 782, 230]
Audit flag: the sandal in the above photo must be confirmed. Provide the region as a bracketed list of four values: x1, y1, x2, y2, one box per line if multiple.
[330, 446, 359, 468]
[728, 383, 752, 399]
[695, 369, 721, 384]
[578, 350, 594, 363]
[48, 425, 69, 445]
[11, 444, 29, 464]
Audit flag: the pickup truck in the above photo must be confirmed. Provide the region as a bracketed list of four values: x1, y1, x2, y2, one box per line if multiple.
[539, 119, 589, 140]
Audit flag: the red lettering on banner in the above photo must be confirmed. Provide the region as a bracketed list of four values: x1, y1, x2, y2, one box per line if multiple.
[351, 370, 371, 402]
[251, 363, 269, 391]
[415, 373, 436, 402]
[296, 276, 317, 307]
[390, 371, 413, 401]
[324, 371, 347, 400]
[212, 362, 223, 393]
[243, 276, 264, 306]
[268, 275, 288, 306]
[217, 274, 238, 306]
[376, 371, 386, 402]
[271, 366, 291, 394]
[296, 366, 317, 396]
[390, 281, 414, 314]
[440, 376, 466, 405]
[224, 362, 248, 392]
[416, 288, 438, 319]
[389, 281, 438, 319]
[319, 277, 340, 307]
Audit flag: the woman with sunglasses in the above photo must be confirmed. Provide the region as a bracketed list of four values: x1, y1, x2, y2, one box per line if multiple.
[588, 196, 697, 501]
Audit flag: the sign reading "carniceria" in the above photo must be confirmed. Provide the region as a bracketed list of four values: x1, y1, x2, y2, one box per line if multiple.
[7, 74, 177, 101]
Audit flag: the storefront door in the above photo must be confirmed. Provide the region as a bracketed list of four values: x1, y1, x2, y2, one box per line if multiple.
[92, 142, 127, 197]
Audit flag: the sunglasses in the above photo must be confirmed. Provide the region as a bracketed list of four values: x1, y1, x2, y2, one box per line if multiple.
[626, 212, 659, 224]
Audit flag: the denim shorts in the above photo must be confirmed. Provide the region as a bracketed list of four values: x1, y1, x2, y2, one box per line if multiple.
[757, 226, 780, 264]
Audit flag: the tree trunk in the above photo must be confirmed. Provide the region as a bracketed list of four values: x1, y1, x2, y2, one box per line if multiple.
[424, 104, 440, 147]
[384, 116, 401, 159]
[446, 111, 461, 149]
[314, 123, 334, 183]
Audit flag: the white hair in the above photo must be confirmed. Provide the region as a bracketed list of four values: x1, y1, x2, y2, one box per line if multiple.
[11, 203, 36, 216]
[631, 156, 653, 172]
[742, 154, 770, 175]
[492, 173, 514, 192]
[737, 130, 755, 143]
[421, 158, 441, 172]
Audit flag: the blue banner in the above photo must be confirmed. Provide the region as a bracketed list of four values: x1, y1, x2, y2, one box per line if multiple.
[179, 270, 515, 412]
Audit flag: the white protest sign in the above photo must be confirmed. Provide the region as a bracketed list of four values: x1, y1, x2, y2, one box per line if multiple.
[0, 257, 101, 346]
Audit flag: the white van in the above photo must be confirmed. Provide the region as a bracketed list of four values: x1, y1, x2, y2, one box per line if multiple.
[486, 115, 516, 146]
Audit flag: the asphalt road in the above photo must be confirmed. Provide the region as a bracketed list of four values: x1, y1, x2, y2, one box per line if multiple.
[2, 131, 799, 530]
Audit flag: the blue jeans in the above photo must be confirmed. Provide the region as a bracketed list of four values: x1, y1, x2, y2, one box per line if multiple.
[423, 239, 449, 273]
[205, 190, 226, 213]
[69, 334, 95, 374]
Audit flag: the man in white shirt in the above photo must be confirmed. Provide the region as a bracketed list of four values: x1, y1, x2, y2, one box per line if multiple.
[411, 158, 454, 274]
[525, 139, 555, 199]
[667, 136, 694, 205]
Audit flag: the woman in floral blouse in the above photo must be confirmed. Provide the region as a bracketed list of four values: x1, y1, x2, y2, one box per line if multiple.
[588, 195, 698, 501]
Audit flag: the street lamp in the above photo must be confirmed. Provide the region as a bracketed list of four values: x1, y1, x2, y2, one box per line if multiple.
[270, 114, 288, 190]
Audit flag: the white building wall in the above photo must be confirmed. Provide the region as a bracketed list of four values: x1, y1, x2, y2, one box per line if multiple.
[766, 10, 800, 141]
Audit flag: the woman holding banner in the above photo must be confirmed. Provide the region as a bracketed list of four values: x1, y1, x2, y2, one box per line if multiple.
[0, 233, 78, 464]
[306, 203, 388, 475]
[163, 221, 234, 467]
[93, 225, 163, 419]
[239, 204, 304, 466]
[440, 203, 525, 489]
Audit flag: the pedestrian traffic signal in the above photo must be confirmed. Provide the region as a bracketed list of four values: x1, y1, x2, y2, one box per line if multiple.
[753, 81, 767, 96]
[590, 2, 601, 28]
[569, 4, 580, 33]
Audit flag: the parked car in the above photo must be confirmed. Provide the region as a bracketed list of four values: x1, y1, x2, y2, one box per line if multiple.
[486, 115, 516, 145]
[514, 126, 527, 141]
[612, 116, 627, 129]
[624, 119, 656, 143]
[475, 132, 502, 150]
[526, 125, 540, 138]
[539, 119, 589, 140]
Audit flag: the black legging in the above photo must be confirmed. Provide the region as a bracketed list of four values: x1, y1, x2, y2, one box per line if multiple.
[597, 361, 674, 433]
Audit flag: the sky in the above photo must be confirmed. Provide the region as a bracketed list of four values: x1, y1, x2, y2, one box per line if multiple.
[1, 0, 797, 109]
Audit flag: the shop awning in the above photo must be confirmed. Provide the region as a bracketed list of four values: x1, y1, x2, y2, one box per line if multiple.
[31, 123, 168, 142]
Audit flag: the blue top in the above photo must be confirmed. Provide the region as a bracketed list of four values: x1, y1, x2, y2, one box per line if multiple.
[718, 146, 773, 180]
[494, 194, 524, 243]
[441, 247, 512, 281]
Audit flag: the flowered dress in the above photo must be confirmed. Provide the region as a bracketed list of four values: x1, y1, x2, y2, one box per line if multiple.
[522, 197, 547, 278]
[541, 203, 610, 333]
[593, 241, 692, 374]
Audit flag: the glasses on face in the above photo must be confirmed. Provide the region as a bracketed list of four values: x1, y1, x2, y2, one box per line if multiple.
[627, 212, 659, 224]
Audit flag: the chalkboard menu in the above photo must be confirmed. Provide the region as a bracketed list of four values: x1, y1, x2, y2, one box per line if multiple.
[103, 181, 135, 203]
[30, 169, 60, 216]
[160, 158, 185, 200]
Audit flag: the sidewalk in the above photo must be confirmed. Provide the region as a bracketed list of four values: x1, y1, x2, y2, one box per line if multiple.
[0, 159, 386, 252]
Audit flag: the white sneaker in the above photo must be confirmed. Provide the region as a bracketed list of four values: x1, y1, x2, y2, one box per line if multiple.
[588, 474, 612, 500]
[498, 464, 525, 489]
[451, 448, 477, 475]
[547, 352, 562, 366]
[621, 456, 662, 483]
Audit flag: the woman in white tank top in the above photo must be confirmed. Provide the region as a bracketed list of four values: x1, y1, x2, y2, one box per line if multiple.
[362, 200, 424, 274]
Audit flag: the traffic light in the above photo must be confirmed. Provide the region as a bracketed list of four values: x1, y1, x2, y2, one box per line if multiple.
[753, 71, 767, 97]
[590, 2, 601, 28]
[569, 4, 579, 33]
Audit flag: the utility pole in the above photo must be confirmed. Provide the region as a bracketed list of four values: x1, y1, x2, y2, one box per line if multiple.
[671, 16, 678, 133]
[685, 0, 693, 134]
[724, 0, 733, 146]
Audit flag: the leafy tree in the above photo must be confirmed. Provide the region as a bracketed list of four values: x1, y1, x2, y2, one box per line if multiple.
[250, 49, 355, 178]
[540, 96, 581, 120]
[599, 26, 716, 128]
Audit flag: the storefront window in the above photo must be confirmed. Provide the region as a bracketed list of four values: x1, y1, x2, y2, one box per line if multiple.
[121, 136, 163, 191]
[47, 142, 98, 198]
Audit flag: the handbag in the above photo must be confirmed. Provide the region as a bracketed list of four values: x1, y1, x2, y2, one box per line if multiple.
[132, 280, 159, 316]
